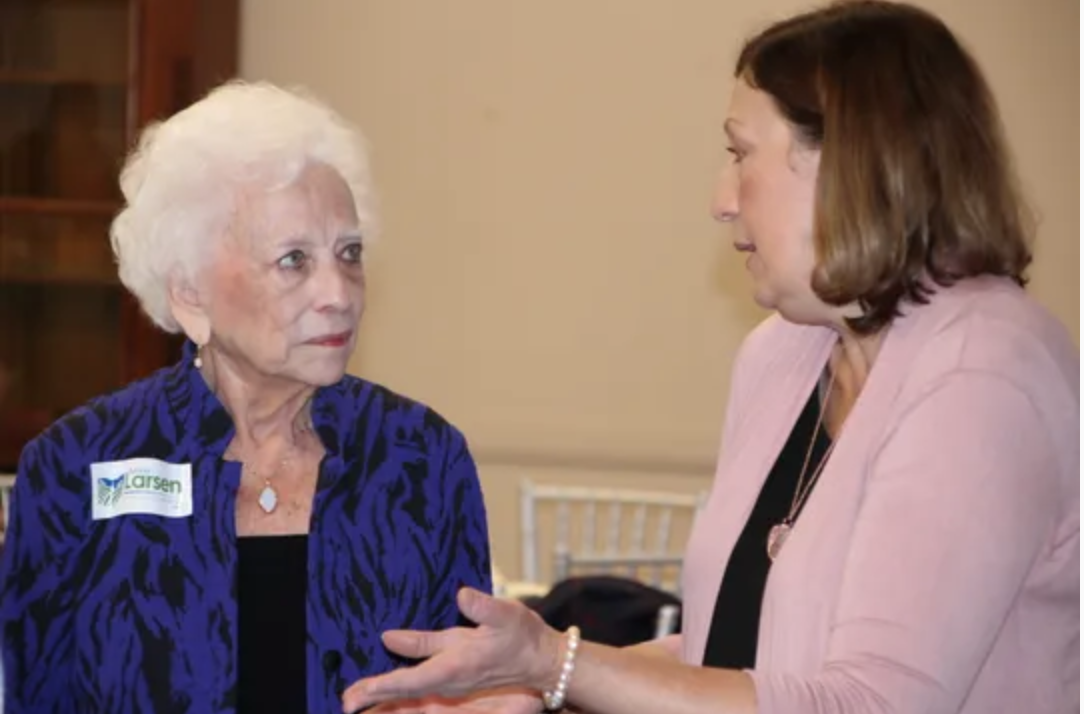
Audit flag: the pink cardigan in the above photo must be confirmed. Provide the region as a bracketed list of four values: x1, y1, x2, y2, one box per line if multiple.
[680, 277, 1079, 713]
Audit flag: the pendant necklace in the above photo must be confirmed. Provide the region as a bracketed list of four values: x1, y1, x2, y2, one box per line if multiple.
[228, 416, 314, 515]
[257, 470, 282, 514]
[767, 367, 838, 562]
[201, 349, 315, 515]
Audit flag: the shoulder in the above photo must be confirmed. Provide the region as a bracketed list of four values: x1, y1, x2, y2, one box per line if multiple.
[728, 313, 833, 405]
[22, 362, 180, 479]
[886, 278, 1078, 480]
[901, 278, 1078, 396]
[323, 374, 470, 458]
[736, 313, 795, 360]
[13, 364, 180, 543]
[322, 378, 485, 525]
[735, 313, 830, 370]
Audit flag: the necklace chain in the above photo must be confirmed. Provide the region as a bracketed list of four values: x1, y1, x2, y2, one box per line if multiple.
[199, 347, 318, 515]
[224, 414, 315, 515]
[787, 368, 837, 523]
[767, 366, 838, 562]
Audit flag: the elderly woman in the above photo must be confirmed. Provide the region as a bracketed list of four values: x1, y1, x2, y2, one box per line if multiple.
[342, 2, 1078, 714]
[0, 81, 492, 714]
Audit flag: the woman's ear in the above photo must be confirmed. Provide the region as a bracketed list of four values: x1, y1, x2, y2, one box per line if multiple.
[167, 269, 212, 346]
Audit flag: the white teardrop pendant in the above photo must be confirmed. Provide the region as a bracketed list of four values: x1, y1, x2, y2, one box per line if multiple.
[258, 481, 279, 514]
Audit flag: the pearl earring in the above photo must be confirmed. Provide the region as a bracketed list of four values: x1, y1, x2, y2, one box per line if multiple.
[194, 344, 204, 369]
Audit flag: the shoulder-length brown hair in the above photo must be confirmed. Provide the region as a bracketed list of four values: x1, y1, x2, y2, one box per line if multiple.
[737, 0, 1033, 334]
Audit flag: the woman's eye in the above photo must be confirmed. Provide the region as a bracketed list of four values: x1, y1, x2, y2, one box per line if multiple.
[726, 146, 746, 164]
[340, 243, 363, 264]
[277, 249, 307, 270]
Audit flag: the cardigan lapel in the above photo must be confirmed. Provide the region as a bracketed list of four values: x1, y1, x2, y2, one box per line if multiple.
[682, 317, 836, 664]
[755, 296, 941, 670]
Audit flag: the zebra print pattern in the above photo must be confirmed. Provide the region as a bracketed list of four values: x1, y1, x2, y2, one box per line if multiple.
[0, 345, 492, 713]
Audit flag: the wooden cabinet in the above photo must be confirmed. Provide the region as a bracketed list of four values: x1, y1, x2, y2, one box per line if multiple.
[0, 0, 239, 469]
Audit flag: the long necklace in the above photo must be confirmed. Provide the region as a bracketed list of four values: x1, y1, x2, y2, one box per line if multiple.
[766, 368, 838, 562]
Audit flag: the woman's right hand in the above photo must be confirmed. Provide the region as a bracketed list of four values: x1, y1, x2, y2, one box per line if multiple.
[342, 587, 564, 713]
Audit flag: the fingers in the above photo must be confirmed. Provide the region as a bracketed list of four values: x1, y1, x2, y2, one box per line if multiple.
[346, 591, 530, 713]
[381, 629, 445, 659]
[363, 692, 537, 714]
[365, 701, 425, 714]
[456, 587, 522, 629]
[342, 659, 463, 713]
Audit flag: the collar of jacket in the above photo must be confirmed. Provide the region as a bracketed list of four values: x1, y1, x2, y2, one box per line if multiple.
[168, 340, 353, 462]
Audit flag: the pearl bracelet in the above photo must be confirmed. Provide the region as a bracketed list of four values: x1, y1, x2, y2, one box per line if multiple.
[542, 625, 581, 712]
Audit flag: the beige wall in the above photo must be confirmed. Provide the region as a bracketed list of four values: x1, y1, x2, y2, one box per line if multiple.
[240, 0, 1079, 578]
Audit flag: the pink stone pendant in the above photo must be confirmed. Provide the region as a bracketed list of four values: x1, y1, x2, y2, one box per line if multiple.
[767, 522, 791, 562]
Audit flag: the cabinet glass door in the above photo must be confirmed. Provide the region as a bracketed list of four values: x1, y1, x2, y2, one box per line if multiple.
[0, 0, 133, 469]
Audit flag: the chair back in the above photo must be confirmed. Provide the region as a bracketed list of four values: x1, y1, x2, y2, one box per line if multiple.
[519, 480, 706, 594]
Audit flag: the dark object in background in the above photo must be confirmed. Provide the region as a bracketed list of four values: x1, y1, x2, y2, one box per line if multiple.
[525, 575, 682, 647]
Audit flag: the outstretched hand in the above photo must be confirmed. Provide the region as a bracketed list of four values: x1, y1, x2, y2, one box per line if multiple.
[363, 688, 543, 714]
[341, 588, 563, 713]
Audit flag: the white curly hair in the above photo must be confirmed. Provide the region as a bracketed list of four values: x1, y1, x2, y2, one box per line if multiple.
[109, 79, 378, 333]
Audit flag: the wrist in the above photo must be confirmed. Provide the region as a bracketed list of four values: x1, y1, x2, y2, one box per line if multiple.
[531, 624, 567, 692]
[539, 626, 581, 712]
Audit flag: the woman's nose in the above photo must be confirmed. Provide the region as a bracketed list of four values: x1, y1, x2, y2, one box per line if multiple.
[711, 166, 739, 223]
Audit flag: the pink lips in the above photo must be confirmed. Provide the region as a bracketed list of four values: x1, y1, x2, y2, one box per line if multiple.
[306, 331, 352, 348]
[733, 241, 756, 253]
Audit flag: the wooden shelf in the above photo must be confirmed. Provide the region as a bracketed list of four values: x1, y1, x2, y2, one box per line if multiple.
[0, 0, 239, 468]
[0, 197, 120, 216]
[0, 70, 127, 88]
[0, 272, 119, 288]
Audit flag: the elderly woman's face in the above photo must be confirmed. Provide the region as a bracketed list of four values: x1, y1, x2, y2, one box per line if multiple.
[205, 161, 365, 386]
[712, 79, 821, 320]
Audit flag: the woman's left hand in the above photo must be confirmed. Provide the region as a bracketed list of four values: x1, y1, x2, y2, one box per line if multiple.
[341, 588, 563, 713]
[364, 689, 543, 714]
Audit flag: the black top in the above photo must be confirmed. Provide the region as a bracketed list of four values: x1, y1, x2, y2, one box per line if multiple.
[237, 534, 309, 713]
[701, 384, 832, 669]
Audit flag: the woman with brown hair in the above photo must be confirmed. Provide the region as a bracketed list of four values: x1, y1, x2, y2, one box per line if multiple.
[343, 2, 1078, 713]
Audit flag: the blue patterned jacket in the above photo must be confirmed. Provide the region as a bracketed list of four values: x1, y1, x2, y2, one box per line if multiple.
[0, 349, 492, 713]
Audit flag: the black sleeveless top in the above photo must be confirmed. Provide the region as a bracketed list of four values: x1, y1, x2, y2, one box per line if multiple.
[701, 384, 832, 669]
[237, 534, 309, 713]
